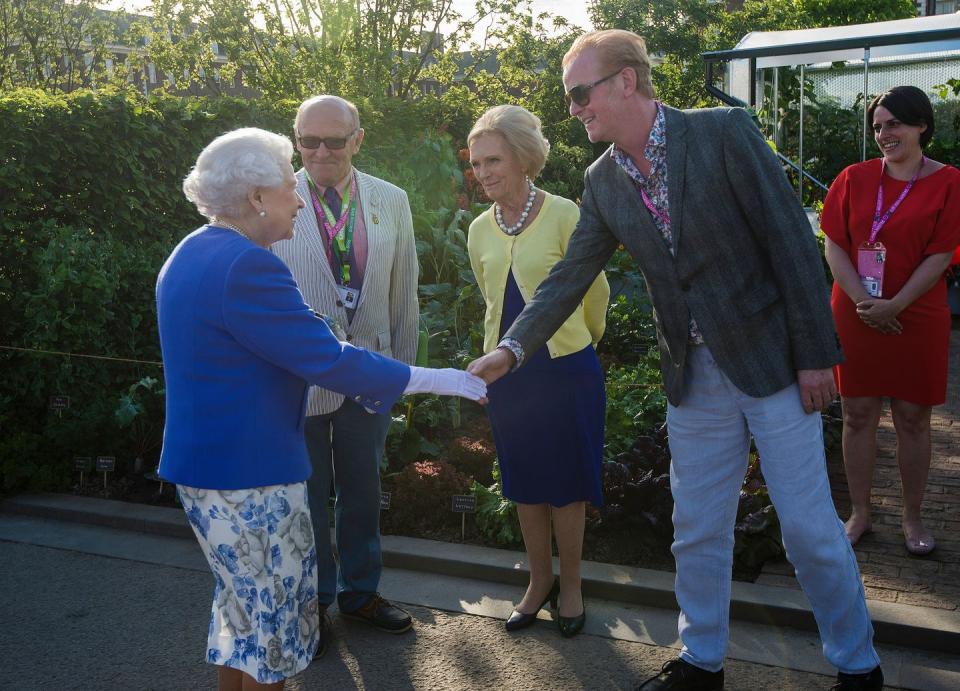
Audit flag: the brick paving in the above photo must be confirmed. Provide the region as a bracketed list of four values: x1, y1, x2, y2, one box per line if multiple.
[758, 323, 960, 611]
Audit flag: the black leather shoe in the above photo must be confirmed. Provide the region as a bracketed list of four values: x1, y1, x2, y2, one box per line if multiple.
[505, 580, 559, 631]
[637, 659, 724, 690]
[314, 609, 332, 659]
[831, 666, 883, 690]
[557, 605, 586, 638]
[340, 594, 412, 634]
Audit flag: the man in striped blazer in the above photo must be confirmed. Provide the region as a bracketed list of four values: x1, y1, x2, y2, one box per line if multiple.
[272, 95, 419, 645]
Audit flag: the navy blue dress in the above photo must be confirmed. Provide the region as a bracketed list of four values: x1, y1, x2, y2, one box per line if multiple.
[486, 270, 605, 507]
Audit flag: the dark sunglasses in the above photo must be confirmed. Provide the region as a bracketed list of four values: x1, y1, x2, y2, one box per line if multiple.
[564, 69, 622, 107]
[296, 129, 357, 150]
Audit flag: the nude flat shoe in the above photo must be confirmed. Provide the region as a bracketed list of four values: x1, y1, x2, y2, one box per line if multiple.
[845, 521, 873, 546]
[904, 529, 935, 556]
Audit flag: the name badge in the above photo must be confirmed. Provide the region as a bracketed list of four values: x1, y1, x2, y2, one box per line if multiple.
[857, 241, 886, 298]
[336, 285, 360, 309]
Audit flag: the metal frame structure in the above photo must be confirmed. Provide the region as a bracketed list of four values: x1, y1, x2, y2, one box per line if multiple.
[702, 14, 960, 199]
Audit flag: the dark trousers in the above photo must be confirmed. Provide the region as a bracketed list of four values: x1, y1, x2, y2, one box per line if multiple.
[303, 399, 391, 611]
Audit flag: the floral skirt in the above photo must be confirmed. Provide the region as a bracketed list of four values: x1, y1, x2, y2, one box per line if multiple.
[177, 482, 320, 683]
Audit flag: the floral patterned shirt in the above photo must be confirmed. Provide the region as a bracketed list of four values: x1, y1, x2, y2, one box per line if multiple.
[610, 102, 703, 344]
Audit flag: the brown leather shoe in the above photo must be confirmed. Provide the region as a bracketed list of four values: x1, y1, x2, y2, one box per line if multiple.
[341, 594, 413, 634]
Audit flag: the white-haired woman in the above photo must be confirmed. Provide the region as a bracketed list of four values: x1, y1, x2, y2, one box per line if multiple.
[467, 106, 609, 638]
[158, 127, 486, 690]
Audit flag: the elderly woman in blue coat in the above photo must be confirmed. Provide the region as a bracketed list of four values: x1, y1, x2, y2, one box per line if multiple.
[157, 127, 486, 691]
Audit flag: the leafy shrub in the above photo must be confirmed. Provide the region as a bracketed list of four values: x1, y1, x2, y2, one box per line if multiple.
[597, 293, 658, 367]
[472, 460, 522, 547]
[603, 353, 667, 459]
[600, 425, 788, 577]
[733, 455, 784, 579]
[381, 460, 472, 534]
[114, 376, 166, 467]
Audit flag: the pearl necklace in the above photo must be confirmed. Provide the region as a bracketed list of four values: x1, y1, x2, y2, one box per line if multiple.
[495, 178, 537, 236]
[212, 219, 253, 242]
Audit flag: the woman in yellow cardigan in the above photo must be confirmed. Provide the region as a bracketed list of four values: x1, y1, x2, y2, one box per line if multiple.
[467, 105, 609, 638]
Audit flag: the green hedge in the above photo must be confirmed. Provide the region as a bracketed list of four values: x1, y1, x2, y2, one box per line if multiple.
[0, 87, 560, 490]
[0, 88, 298, 490]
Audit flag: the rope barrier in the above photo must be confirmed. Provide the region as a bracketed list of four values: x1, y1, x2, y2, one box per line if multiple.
[0, 345, 163, 367]
[0, 345, 659, 389]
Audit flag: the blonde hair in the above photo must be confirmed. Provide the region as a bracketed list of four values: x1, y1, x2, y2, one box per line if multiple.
[467, 105, 550, 179]
[563, 30, 655, 99]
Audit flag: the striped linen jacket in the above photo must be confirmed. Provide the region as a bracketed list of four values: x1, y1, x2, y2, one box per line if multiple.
[505, 106, 842, 406]
[272, 167, 419, 416]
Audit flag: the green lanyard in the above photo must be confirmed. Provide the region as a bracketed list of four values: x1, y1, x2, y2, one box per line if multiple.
[306, 171, 358, 285]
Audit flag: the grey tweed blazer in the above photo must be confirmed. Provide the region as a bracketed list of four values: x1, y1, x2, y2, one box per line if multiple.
[272, 168, 419, 416]
[505, 106, 842, 406]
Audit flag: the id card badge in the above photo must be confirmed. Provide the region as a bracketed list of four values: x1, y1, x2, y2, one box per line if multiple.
[857, 241, 886, 298]
[336, 284, 360, 309]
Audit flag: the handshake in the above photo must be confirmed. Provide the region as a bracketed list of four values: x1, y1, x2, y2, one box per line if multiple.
[403, 348, 518, 404]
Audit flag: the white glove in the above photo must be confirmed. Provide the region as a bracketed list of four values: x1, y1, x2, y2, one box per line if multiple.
[404, 367, 488, 401]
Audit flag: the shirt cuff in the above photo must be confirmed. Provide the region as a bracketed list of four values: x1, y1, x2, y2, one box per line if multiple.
[497, 338, 525, 370]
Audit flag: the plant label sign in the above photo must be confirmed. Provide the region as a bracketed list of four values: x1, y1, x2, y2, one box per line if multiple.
[96, 456, 116, 472]
[451, 495, 477, 513]
[74, 457, 92, 472]
[49, 395, 70, 412]
[380, 491, 391, 510]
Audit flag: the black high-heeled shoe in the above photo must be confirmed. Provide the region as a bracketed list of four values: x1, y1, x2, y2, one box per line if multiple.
[557, 586, 586, 638]
[557, 604, 586, 638]
[505, 579, 559, 631]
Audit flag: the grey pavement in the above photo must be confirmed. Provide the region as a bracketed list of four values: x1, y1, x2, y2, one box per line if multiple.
[2, 499, 960, 690]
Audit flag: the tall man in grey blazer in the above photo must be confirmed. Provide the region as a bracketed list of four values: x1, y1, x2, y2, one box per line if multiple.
[272, 96, 419, 642]
[468, 31, 882, 691]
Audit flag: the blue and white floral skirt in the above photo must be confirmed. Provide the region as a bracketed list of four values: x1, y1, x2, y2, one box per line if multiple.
[177, 482, 320, 683]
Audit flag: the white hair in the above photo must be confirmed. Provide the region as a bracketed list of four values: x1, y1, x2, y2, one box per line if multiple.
[182, 127, 293, 219]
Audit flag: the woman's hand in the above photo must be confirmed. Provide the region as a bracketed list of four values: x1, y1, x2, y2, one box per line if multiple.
[855, 298, 903, 334]
[404, 367, 488, 403]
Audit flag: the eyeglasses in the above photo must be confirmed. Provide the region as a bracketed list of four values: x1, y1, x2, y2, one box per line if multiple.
[564, 70, 622, 107]
[296, 129, 357, 150]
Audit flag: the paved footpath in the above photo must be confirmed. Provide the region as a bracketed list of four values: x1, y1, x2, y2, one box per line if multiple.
[2, 509, 959, 690]
[759, 328, 960, 612]
[0, 539, 897, 691]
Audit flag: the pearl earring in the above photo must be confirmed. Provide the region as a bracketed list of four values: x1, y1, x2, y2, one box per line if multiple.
[259, 209, 267, 217]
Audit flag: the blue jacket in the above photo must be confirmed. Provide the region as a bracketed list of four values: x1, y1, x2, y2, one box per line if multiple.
[156, 226, 410, 489]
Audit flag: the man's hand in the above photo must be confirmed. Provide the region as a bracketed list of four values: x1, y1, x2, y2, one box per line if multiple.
[796, 368, 837, 414]
[856, 298, 903, 334]
[466, 347, 515, 385]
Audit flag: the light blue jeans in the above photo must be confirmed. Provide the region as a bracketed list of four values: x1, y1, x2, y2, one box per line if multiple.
[304, 400, 392, 613]
[667, 346, 880, 674]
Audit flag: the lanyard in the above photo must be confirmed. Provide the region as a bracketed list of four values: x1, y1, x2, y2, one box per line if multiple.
[307, 174, 358, 285]
[639, 185, 670, 226]
[870, 156, 924, 243]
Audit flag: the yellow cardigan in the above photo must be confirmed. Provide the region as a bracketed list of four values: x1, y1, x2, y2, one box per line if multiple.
[468, 192, 610, 357]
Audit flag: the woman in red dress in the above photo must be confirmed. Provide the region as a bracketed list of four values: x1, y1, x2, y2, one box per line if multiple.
[822, 85, 960, 556]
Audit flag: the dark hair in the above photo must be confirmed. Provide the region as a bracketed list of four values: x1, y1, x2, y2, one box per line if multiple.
[867, 86, 935, 147]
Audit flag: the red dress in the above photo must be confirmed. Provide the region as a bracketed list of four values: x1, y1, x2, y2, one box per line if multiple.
[821, 159, 960, 405]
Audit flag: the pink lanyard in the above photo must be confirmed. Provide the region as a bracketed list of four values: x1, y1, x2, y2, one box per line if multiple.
[640, 186, 670, 226]
[310, 174, 357, 244]
[870, 157, 923, 243]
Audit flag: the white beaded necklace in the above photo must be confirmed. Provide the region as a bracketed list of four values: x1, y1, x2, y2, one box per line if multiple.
[494, 177, 537, 236]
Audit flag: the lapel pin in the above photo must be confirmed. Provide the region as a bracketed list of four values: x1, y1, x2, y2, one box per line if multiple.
[372, 213, 379, 224]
